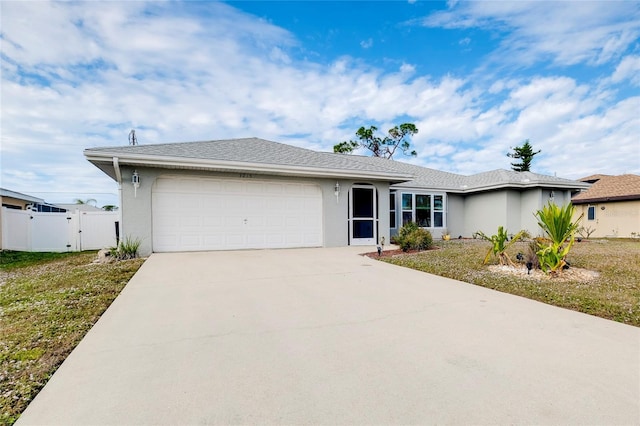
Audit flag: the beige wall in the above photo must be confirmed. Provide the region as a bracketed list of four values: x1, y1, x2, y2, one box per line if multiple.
[574, 200, 640, 238]
[1, 196, 31, 210]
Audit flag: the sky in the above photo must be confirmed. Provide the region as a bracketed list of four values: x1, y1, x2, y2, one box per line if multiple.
[1, 0, 639, 208]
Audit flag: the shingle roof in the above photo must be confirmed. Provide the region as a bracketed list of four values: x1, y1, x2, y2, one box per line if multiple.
[463, 169, 586, 191]
[572, 174, 640, 203]
[85, 137, 588, 192]
[579, 174, 611, 183]
[349, 157, 586, 192]
[85, 137, 412, 181]
[347, 156, 467, 190]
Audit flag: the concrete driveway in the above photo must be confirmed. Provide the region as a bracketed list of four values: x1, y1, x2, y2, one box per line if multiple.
[17, 247, 640, 425]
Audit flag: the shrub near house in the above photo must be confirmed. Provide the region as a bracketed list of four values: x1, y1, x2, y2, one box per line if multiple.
[395, 222, 433, 252]
[475, 226, 529, 267]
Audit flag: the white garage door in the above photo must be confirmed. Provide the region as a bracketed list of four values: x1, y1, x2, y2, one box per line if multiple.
[152, 177, 323, 252]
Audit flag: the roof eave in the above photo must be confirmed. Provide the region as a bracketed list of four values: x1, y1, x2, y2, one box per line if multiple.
[572, 194, 640, 204]
[463, 181, 590, 193]
[84, 151, 413, 182]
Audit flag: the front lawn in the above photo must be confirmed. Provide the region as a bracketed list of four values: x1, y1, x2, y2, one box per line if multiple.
[382, 239, 640, 327]
[0, 251, 145, 425]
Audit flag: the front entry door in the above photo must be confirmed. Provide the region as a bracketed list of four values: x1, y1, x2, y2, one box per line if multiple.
[350, 185, 377, 245]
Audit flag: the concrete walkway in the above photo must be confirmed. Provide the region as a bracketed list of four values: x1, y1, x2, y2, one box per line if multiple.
[17, 247, 640, 425]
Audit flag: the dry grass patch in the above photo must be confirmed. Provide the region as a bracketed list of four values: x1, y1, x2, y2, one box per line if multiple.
[0, 251, 145, 425]
[382, 239, 640, 327]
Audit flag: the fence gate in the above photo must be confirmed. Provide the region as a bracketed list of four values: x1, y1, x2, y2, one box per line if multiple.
[1, 207, 119, 252]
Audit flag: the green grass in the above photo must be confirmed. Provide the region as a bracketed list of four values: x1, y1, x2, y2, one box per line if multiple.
[0, 251, 145, 425]
[0, 251, 78, 270]
[382, 239, 640, 327]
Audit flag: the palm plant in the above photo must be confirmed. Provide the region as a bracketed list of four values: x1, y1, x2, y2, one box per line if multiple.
[476, 226, 529, 267]
[534, 202, 583, 274]
[74, 198, 97, 206]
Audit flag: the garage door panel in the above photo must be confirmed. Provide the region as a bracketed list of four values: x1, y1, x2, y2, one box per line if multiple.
[178, 235, 201, 247]
[201, 195, 223, 210]
[246, 198, 266, 210]
[179, 214, 203, 228]
[202, 235, 224, 247]
[224, 181, 244, 193]
[266, 216, 285, 228]
[153, 177, 323, 252]
[202, 215, 225, 227]
[265, 183, 284, 195]
[225, 233, 245, 248]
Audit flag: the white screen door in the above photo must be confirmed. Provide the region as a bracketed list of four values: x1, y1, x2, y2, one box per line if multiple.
[350, 185, 377, 245]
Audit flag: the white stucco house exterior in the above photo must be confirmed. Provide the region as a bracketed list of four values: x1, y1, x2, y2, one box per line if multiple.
[84, 138, 589, 256]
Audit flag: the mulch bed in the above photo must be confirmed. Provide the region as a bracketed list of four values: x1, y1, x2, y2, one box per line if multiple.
[362, 247, 440, 258]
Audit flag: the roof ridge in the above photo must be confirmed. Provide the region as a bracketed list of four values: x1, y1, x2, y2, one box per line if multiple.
[86, 137, 318, 152]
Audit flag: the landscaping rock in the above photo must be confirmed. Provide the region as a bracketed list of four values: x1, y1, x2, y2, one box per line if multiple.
[94, 248, 114, 264]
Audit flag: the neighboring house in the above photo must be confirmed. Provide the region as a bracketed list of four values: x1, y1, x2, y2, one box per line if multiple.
[84, 138, 589, 256]
[1, 188, 45, 211]
[55, 203, 104, 212]
[0, 188, 67, 250]
[572, 174, 640, 238]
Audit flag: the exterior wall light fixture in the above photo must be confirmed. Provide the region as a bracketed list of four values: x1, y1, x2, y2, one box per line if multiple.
[132, 170, 140, 198]
[334, 182, 340, 203]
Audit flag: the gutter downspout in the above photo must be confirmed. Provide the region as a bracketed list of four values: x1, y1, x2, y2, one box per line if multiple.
[113, 157, 122, 185]
[113, 157, 122, 245]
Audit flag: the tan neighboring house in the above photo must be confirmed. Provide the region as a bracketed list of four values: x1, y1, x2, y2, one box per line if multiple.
[1, 188, 45, 250]
[572, 174, 640, 238]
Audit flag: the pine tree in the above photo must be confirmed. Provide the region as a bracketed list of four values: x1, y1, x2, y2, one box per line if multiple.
[507, 140, 541, 172]
[333, 123, 418, 159]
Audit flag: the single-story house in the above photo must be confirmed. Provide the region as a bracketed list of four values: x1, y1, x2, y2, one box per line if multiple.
[572, 174, 640, 238]
[84, 138, 589, 256]
[1, 188, 46, 211]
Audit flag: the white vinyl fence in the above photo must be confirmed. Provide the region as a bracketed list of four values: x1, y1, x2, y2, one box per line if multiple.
[1, 207, 119, 252]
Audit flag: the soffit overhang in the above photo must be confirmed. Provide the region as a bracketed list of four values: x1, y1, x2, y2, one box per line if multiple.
[84, 151, 414, 183]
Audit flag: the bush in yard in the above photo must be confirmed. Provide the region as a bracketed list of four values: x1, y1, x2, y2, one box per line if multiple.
[396, 222, 433, 252]
[110, 236, 142, 260]
[475, 226, 529, 266]
[535, 202, 582, 274]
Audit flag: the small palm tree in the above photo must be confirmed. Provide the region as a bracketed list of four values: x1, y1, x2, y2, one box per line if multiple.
[535, 202, 583, 274]
[475, 226, 529, 267]
[74, 198, 97, 206]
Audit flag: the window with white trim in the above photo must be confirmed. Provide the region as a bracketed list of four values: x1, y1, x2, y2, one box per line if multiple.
[587, 205, 595, 221]
[400, 193, 446, 228]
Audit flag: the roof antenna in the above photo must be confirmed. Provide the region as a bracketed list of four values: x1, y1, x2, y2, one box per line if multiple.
[128, 129, 137, 146]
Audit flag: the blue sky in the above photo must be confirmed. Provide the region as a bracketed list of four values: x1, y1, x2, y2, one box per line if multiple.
[1, 1, 639, 207]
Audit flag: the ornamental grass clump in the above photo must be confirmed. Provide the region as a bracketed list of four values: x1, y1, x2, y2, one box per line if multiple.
[535, 202, 582, 274]
[110, 236, 142, 260]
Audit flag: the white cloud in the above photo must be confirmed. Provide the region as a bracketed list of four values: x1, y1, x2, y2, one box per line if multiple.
[360, 38, 373, 49]
[421, 1, 640, 67]
[612, 55, 640, 86]
[1, 1, 638, 207]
